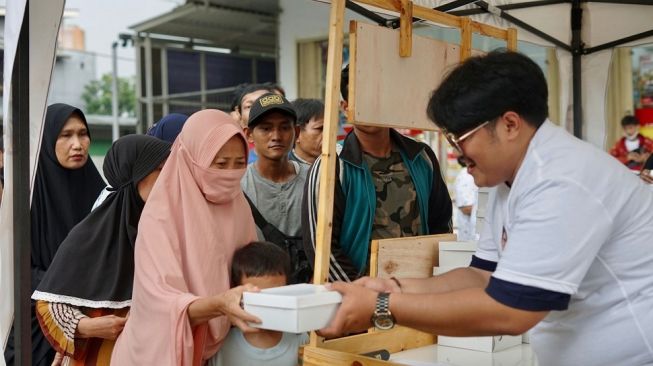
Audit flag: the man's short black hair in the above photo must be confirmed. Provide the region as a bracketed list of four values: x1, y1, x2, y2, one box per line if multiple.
[231, 241, 291, 287]
[231, 83, 273, 112]
[263, 82, 286, 97]
[427, 50, 548, 135]
[340, 64, 349, 102]
[292, 98, 325, 128]
[621, 115, 639, 127]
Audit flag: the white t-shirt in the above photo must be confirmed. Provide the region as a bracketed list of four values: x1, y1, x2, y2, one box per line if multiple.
[454, 168, 478, 241]
[474, 120, 653, 366]
[208, 328, 309, 366]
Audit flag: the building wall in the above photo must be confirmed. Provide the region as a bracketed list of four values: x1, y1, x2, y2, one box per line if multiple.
[49, 50, 97, 110]
[278, 0, 367, 100]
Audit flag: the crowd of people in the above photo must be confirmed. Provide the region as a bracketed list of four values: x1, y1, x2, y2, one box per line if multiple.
[1, 50, 652, 366]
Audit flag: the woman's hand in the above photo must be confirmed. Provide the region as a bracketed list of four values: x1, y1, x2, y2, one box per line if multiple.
[76, 314, 128, 340]
[217, 284, 262, 333]
[51, 352, 63, 366]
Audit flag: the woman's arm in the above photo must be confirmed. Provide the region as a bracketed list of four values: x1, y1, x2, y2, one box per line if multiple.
[187, 284, 261, 331]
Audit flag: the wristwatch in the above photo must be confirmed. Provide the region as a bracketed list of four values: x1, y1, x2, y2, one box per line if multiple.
[371, 292, 395, 330]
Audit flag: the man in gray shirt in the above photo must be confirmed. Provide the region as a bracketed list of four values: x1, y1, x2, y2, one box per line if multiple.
[241, 93, 309, 240]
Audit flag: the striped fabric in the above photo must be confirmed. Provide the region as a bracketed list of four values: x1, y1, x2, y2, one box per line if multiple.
[35, 301, 128, 366]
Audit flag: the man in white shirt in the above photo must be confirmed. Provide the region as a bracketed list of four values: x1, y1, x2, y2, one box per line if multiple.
[453, 156, 478, 241]
[319, 51, 653, 366]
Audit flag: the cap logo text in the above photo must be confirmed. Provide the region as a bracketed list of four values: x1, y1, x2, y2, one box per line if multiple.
[259, 95, 284, 107]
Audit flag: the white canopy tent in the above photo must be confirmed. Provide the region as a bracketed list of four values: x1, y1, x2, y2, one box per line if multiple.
[341, 0, 653, 148]
[1, 0, 65, 364]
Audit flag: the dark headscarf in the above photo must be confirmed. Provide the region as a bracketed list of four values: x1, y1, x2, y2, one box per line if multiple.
[146, 113, 188, 143]
[30, 103, 105, 289]
[34, 134, 171, 307]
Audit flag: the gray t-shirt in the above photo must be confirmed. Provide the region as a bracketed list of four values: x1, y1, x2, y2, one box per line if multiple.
[241, 161, 308, 238]
[208, 328, 309, 366]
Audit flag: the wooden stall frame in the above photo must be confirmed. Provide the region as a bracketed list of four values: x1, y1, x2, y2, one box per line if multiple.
[306, 0, 517, 364]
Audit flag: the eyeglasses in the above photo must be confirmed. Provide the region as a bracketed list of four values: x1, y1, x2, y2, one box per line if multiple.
[442, 121, 490, 155]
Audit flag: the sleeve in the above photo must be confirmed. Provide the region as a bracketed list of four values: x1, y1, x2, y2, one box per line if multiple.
[645, 154, 653, 170]
[301, 156, 359, 282]
[471, 187, 500, 265]
[34, 301, 89, 359]
[454, 172, 476, 208]
[609, 139, 628, 163]
[423, 146, 453, 234]
[490, 178, 612, 310]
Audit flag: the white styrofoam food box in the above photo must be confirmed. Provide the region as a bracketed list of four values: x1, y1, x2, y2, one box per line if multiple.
[438, 335, 522, 353]
[242, 284, 342, 333]
[438, 241, 477, 268]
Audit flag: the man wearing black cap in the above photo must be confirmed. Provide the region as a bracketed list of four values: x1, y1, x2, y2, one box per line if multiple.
[241, 93, 310, 282]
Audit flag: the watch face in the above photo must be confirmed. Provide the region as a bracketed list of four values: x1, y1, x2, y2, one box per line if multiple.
[373, 314, 395, 330]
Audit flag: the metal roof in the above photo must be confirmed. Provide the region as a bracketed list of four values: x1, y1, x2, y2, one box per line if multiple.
[129, 0, 280, 54]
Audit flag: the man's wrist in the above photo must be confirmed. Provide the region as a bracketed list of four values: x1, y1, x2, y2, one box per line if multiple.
[390, 277, 402, 293]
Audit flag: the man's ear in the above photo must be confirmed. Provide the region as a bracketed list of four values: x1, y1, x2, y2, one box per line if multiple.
[294, 125, 301, 143]
[500, 111, 523, 142]
[340, 100, 348, 114]
[244, 127, 255, 144]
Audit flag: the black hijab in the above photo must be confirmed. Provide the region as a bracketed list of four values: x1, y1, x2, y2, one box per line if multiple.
[34, 134, 171, 308]
[30, 104, 105, 289]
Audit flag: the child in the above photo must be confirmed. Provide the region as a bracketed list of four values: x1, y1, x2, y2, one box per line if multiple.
[209, 241, 309, 366]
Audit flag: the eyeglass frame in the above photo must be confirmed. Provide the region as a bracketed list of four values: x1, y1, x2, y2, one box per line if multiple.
[442, 120, 491, 155]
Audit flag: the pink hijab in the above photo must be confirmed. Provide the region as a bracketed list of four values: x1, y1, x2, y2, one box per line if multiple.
[111, 110, 257, 365]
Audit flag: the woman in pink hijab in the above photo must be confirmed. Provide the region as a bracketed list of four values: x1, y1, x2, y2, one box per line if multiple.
[111, 110, 260, 365]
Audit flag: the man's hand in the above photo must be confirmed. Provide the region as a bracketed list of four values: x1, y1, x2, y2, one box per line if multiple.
[353, 276, 401, 293]
[641, 169, 653, 184]
[318, 282, 378, 338]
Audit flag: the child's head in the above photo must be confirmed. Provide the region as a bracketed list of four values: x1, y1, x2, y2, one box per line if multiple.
[231, 241, 290, 289]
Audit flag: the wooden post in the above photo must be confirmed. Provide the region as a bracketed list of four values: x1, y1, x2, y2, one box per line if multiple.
[399, 0, 413, 57]
[507, 27, 518, 51]
[460, 17, 472, 61]
[309, 0, 346, 346]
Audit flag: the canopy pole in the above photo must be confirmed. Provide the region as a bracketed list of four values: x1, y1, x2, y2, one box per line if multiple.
[12, 1, 32, 364]
[571, 0, 583, 138]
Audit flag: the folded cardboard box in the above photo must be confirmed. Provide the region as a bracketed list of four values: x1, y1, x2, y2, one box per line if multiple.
[243, 284, 342, 333]
[438, 335, 522, 353]
[438, 241, 477, 268]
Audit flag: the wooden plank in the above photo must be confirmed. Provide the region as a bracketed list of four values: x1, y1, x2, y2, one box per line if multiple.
[460, 17, 472, 61]
[399, 0, 412, 57]
[369, 240, 379, 278]
[349, 21, 461, 130]
[316, 326, 435, 354]
[347, 20, 357, 123]
[507, 27, 518, 51]
[471, 21, 509, 40]
[310, 0, 346, 347]
[373, 234, 457, 279]
[304, 346, 396, 366]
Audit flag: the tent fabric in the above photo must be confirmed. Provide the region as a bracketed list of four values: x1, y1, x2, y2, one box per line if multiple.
[0, 0, 66, 360]
[410, 0, 653, 148]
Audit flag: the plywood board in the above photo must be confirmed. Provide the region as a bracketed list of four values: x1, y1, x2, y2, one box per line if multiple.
[349, 21, 461, 131]
[372, 234, 457, 279]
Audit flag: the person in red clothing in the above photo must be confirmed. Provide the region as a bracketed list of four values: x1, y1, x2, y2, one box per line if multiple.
[609, 115, 653, 170]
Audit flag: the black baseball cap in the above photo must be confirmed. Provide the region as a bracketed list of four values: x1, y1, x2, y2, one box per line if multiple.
[247, 93, 297, 128]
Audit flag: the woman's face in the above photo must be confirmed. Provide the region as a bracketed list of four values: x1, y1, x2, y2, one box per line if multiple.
[55, 115, 90, 169]
[211, 136, 247, 170]
[137, 161, 165, 202]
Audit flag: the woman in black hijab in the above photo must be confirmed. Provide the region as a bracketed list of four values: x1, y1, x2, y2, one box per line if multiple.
[4, 104, 105, 366]
[32, 134, 171, 366]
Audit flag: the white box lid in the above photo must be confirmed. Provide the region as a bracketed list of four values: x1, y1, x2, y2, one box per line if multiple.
[243, 284, 342, 309]
[439, 241, 477, 252]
